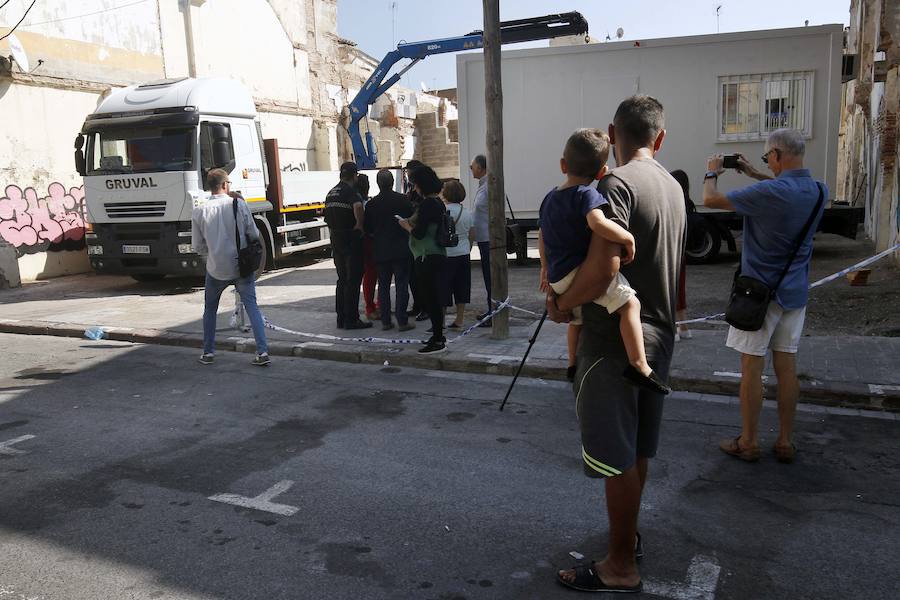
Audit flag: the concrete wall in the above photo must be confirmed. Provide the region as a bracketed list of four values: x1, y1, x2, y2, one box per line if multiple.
[457, 25, 844, 220]
[837, 0, 900, 264]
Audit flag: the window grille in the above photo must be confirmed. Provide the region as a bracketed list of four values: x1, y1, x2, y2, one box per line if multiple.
[718, 71, 813, 141]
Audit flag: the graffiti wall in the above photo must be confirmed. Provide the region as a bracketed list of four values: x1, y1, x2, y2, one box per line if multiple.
[0, 183, 86, 257]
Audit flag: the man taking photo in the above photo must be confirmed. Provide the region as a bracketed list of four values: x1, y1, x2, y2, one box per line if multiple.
[703, 128, 826, 464]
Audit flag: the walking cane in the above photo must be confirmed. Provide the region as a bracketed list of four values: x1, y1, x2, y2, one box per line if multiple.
[499, 309, 548, 412]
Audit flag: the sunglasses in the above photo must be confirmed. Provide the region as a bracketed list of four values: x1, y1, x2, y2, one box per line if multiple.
[761, 148, 781, 164]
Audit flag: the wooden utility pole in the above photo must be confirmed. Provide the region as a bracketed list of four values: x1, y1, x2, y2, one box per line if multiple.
[482, 0, 509, 339]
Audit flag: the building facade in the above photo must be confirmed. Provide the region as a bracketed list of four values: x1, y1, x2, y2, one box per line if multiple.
[837, 0, 900, 263]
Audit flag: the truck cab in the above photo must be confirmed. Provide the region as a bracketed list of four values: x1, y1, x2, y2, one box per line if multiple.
[76, 77, 271, 280]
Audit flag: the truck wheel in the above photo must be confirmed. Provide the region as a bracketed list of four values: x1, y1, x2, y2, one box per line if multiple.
[131, 273, 166, 283]
[685, 219, 721, 264]
[255, 228, 270, 280]
[514, 230, 528, 265]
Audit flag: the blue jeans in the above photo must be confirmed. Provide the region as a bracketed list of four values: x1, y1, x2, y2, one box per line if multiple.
[377, 257, 411, 327]
[203, 272, 268, 355]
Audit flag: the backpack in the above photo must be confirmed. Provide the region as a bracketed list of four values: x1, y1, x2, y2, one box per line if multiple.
[435, 203, 460, 248]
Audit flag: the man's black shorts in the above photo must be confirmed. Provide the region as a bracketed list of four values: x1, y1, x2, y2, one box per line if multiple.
[574, 350, 671, 478]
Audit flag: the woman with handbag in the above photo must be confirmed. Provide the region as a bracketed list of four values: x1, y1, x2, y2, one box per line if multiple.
[398, 165, 448, 354]
[439, 180, 475, 330]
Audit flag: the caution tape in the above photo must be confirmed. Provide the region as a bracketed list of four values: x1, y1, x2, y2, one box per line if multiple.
[676, 242, 900, 326]
[253, 297, 512, 346]
[234, 243, 899, 341]
[808, 242, 900, 289]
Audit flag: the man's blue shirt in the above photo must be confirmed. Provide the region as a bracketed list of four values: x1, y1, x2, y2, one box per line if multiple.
[726, 169, 826, 309]
[539, 185, 608, 283]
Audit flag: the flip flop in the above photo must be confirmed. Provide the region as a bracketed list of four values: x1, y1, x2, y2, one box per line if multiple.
[719, 437, 761, 462]
[556, 563, 643, 594]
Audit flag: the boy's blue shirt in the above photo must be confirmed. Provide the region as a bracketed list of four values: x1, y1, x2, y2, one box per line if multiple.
[539, 184, 609, 283]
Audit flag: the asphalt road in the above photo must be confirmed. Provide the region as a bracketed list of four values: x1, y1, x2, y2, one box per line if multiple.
[0, 333, 897, 600]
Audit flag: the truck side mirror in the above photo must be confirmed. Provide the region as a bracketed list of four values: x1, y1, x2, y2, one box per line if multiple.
[213, 140, 233, 171]
[75, 150, 86, 176]
[74, 134, 86, 176]
[209, 124, 235, 172]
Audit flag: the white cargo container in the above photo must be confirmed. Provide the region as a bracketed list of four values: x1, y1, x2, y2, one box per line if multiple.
[456, 25, 849, 262]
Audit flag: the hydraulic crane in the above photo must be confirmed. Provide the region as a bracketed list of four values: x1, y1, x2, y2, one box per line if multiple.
[348, 12, 589, 169]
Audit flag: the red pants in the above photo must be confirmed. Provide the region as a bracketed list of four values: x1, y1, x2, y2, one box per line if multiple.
[363, 237, 378, 314]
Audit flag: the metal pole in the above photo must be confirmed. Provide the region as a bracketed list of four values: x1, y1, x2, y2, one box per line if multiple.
[482, 0, 509, 339]
[499, 309, 547, 411]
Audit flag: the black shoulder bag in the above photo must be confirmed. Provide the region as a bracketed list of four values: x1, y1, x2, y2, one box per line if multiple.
[725, 184, 823, 331]
[435, 199, 459, 248]
[233, 196, 263, 279]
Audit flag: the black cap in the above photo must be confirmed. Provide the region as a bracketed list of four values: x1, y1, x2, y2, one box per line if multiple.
[340, 161, 359, 178]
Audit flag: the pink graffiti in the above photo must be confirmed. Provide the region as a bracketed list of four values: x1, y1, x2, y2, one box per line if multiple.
[0, 183, 86, 255]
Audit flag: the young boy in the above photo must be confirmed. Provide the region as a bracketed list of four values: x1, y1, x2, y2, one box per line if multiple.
[538, 128, 670, 395]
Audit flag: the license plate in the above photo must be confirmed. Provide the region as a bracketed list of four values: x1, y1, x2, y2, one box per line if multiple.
[122, 245, 151, 254]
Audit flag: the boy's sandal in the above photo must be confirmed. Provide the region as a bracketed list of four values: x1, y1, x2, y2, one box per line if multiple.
[773, 443, 797, 464]
[556, 563, 643, 594]
[719, 437, 761, 462]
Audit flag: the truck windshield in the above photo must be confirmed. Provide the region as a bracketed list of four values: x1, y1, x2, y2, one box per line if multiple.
[87, 127, 195, 175]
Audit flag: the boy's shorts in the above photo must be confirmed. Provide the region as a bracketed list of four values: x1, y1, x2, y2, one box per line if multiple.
[550, 267, 636, 325]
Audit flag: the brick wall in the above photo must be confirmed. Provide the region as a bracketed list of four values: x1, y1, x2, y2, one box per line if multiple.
[414, 109, 460, 180]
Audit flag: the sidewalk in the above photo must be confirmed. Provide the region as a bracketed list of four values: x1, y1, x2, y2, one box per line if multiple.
[1, 260, 898, 411]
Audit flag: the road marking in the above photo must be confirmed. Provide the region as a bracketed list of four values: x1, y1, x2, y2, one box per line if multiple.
[714, 371, 768, 382]
[644, 554, 720, 600]
[208, 479, 299, 516]
[869, 384, 900, 396]
[467, 353, 521, 365]
[0, 434, 35, 456]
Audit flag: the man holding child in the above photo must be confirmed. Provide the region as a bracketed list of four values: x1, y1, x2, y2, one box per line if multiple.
[550, 95, 685, 593]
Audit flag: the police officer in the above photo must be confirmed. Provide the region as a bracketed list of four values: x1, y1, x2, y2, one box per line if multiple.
[325, 161, 372, 329]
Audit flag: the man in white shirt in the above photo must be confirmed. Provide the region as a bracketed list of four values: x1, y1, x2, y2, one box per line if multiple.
[191, 168, 270, 366]
[470, 154, 492, 324]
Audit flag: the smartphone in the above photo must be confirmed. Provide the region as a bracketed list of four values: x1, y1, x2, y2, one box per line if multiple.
[723, 154, 740, 169]
[394, 214, 404, 220]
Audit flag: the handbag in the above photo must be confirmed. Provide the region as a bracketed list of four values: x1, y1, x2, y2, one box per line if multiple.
[725, 184, 824, 331]
[233, 196, 263, 278]
[435, 200, 460, 248]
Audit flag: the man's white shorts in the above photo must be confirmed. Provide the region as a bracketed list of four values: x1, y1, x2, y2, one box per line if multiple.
[726, 302, 807, 356]
[550, 268, 636, 325]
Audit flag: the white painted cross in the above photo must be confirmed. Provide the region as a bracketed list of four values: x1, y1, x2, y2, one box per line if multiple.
[0, 434, 35, 456]
[208, 479, 300, 516]
[644, 555, 720, 600]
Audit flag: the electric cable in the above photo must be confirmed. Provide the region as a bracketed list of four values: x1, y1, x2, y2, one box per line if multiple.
[0, 1, 13, 13]
[0, 0, 36, 42]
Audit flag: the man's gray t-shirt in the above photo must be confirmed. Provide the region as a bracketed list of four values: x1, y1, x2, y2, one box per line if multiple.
[580, 158, 686, 363]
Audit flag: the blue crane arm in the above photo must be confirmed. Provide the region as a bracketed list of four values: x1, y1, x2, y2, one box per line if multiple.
[347, 12, 588, 169]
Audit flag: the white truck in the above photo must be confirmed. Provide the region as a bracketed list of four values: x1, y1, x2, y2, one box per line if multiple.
[456, 25, 862, 263]
[75, 77, 391, 281]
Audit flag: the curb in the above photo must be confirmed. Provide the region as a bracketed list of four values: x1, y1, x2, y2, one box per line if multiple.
[1, 319, 897, 412]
